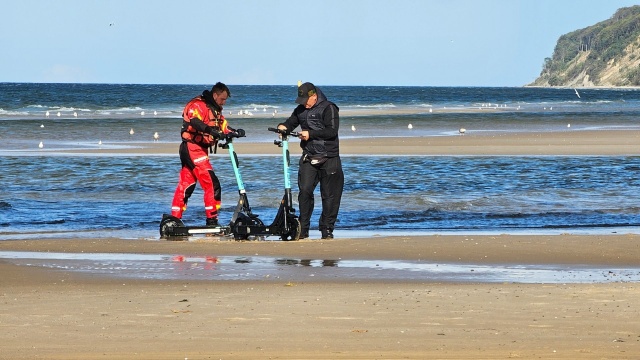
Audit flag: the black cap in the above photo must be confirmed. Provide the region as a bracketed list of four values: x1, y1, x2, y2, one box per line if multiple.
[295, 82, 316, 105]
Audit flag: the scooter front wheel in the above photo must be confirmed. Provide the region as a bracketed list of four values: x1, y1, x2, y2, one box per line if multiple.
[281, 217, 301, 241]
[160, 214, 185, 238]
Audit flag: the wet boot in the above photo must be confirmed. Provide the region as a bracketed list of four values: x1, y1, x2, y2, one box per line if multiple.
[321, 228, 334, 239]
[206, 217, 219, 227]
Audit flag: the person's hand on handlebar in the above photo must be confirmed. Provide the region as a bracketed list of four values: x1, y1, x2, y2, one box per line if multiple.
[298, 130, 309, 141]
[277, 125, 287, 138]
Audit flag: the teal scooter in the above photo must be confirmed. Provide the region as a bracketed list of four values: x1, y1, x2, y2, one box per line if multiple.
[160, 128, 301, 240]
[159, 132, 246, 239]
[225, 127, 301, 241]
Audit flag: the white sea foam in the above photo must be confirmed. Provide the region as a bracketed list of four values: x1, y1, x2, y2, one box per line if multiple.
[0, 109, 28, 116]
[351, 103, 397, 108]
[246, 103, 280, 109]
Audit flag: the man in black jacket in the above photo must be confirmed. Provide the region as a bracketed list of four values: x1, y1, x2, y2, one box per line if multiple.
[277, 82, 344, 239]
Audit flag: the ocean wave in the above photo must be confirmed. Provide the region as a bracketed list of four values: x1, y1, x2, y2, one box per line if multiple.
[0, 109, 28, 116]
[109, 106, 145, 112]
[245, 104, 281, 109]
[29, 105, 94, 112]
[350, 103, 397, 108]
[0, 105, 185, 120]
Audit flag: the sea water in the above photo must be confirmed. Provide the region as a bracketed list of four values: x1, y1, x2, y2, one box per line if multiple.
[1, 83, 639, 240]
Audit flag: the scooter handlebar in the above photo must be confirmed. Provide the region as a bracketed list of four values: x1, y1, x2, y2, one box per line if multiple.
[218, 130, 246, 149]
[268, 127, 300, 137]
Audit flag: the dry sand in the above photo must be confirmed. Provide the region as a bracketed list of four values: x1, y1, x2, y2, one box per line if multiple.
[2, 130, 640, 359]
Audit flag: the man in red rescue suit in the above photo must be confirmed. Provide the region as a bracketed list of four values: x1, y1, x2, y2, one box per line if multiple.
[171, 82, 244, 227]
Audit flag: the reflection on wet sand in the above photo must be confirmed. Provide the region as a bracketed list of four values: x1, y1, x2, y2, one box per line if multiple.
[1, 251, 639, 284]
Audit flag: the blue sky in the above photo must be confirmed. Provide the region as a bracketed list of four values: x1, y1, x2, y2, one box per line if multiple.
[1, 0, 638, 86]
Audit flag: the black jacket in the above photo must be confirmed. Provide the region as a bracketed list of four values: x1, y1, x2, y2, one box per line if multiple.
[279, 87, 340, 158]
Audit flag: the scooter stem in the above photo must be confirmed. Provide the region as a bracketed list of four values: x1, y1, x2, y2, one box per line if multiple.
[281, 135, 291, 190]
[226, 141, 246, 193]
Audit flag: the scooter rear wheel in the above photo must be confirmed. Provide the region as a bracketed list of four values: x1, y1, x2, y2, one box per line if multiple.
[233, 219, 250, 240]
[281, 217, 301, 241]
[231, 214, 264, 240]
[234, 233, 249, 241]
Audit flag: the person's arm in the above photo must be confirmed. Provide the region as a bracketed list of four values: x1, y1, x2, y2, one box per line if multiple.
[188, 117, 209, 133]
[278, 108, 301, 132]
[184, 102, 219, 135]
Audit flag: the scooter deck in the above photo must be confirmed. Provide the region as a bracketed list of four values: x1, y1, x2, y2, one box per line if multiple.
[160, 214, 230, 238]
[233, 224, 287, 237]
[164, 225, 231, 237]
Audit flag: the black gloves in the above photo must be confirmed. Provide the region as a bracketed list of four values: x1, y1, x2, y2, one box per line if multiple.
[206, 127, 223, 139]
[206, 127, 245, 139]
[224, 128, 246, 138]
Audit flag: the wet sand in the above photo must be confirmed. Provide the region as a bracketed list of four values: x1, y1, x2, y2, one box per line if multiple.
[2, 235, 640, 359]
[2, 131, 640, 359]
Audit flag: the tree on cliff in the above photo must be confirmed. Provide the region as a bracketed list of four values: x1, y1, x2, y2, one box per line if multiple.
[530, 6, 640, 87]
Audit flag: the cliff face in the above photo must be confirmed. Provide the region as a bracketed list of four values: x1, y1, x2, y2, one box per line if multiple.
[529, 6, 640, 87]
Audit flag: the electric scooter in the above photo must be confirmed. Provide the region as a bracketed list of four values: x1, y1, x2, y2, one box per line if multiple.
[226, 127, 301, 241]
[159, 133, 245, 239]
[160, 128, 301, 241]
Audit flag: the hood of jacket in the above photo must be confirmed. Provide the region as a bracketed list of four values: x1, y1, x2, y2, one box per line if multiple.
[201, 89, 222, 112]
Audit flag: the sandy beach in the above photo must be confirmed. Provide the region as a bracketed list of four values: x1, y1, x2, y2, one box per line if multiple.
[2, 130, 640, 359]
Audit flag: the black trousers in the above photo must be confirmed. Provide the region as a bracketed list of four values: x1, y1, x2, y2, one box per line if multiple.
[297, 156, 344, 233]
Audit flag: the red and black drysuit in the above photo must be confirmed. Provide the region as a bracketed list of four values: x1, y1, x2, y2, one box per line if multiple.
[171, 90, 232, 222]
